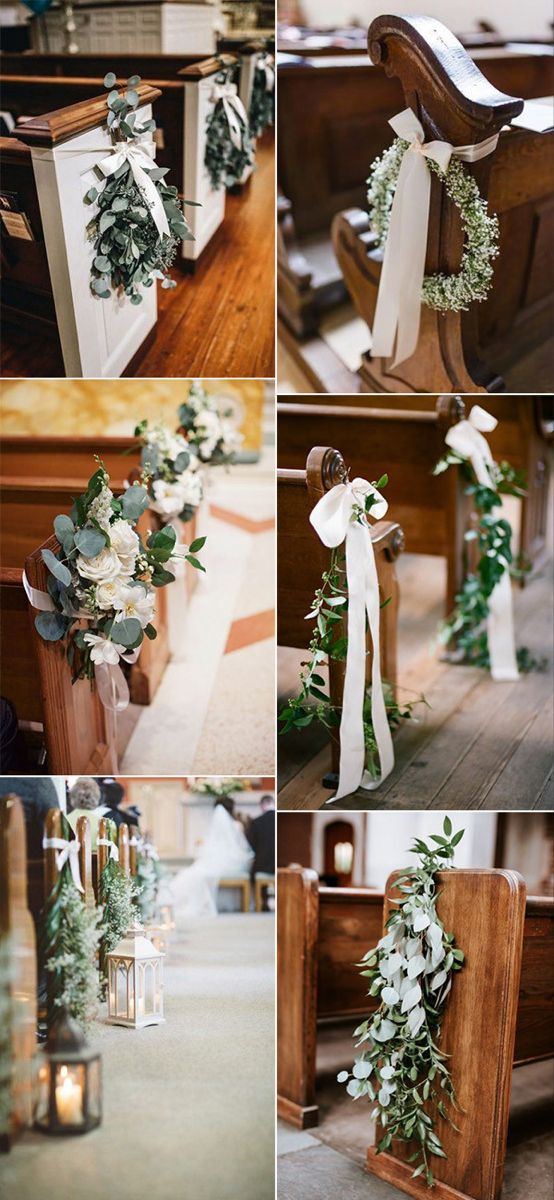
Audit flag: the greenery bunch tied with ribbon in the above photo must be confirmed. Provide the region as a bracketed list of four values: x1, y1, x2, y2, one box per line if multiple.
[338, 818, 465, 1187]
[205, 69, 255, 189]
[134, 842, 163, 924]
[40, 815, 101, 1030]
[178, 380, 242, 465]
[367, 137, 499, 313]
[98, 820, 139, 980]
[33, 460, 190, 687]
[86, 73, 196, 304]
[434, 450, 537, 670]
[249, 55, 275, 137]
[278, 474, 425, 778]
[136, 419, 206, 535]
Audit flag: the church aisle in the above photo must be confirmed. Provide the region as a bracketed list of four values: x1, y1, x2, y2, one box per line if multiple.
[2, 913, 275, 1200]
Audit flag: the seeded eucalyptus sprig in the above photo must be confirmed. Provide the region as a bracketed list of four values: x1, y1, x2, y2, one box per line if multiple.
[338, 817, 465, 1187]
[86, 72, 198, 304]
[205, 68, 255, 190]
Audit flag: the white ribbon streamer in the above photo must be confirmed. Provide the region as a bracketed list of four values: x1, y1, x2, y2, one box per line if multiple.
[97, 837, 120, 862]
[97, 139, 170, 239]
[42, 836, 84, 894]
[445, 405, 519, 682]
[210, 82, 248, 151]
[257, 54, 275, 92]
[309, 479, 395, 802]
[24, 575, 140, 713]
[371, 108, 499, 368]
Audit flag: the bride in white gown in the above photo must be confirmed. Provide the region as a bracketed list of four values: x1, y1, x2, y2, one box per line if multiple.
[170, 801, 254, 919]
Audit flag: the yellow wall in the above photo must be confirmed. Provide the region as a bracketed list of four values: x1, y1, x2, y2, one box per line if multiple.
[0, 379, 265, 452]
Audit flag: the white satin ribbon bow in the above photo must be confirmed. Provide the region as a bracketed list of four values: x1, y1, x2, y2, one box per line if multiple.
[371, 108, 499, 369]
[445, 405, 519, 682]
[210, 82, 248, 150]
[97, 140, 170, 239]
[23, 573, 140, 714]
[97, 837, 120, 862]
[309, 478, 395, 802]
[43, 836, 84, 893]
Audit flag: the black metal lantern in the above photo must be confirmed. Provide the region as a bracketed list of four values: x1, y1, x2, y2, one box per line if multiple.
[35, 1008, 102, 1135]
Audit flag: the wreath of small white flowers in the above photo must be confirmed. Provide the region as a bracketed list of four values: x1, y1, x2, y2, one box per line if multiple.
[367, 137, 500, 313]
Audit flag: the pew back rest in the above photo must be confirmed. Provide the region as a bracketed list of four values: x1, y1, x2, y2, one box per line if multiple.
[0, 435, 141, 485]
[0, 135, 54, 315]
[0, 475, 134, 568]
[0, 567, 43, 724]
[317, 886, 383, 1018]
[0, 794, 37, 1141]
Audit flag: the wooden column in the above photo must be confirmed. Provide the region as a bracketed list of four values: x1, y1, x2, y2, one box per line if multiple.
[43, 808, 63, 900]
[118, 823, 130, 876]
[97, 817, 110, 880]
[75, 815, 93, 904]
[129, 833, 139, 878]
[277, 865, 320, 1129]
[0, 795, 38, 1149]
[367, 868, 527, 1200]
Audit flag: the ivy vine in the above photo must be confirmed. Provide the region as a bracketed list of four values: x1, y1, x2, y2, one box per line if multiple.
[338, 817, 465, 1187]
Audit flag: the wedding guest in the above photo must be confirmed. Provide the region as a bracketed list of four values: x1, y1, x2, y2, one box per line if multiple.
[66, 777, 104, 848]
[95, 777, 140, 830]
[1, 775, 59, 858]
[0, 697, 31, 772]
[247, 795, 275, 906]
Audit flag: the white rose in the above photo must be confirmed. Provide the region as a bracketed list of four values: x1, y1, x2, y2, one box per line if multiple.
[180, 471, 203, 507]
[110, 518, 140, 575]
[112, 582, 155, 629]
[77, 546, 122, 584]
[95, 576, 132, 611]
[150, 479, 187, 518]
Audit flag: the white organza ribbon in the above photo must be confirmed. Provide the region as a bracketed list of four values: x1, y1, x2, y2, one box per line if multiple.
[257, 54, 275, 92]
[23, 574, 140, 713]
[210, 82, 248, 150]
[43, 836, 84, 893]
[97, 140, 170, 239]
[97, 837, 120, 862]
[309, 478, 395, 802]
[371, 108, 499, 368]
[445, 405, 519, 682]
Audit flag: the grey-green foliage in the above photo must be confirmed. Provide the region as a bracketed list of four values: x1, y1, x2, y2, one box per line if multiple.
[338, 818, 465, 1187]
[86, 73, 195, 303]
[205, 69, 255, 190]
[44, 883, 102, 1029]
[249, 60, 275, 137]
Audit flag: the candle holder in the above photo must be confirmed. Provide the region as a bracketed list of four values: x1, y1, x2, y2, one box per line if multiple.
[35, 1008, 101, 1136]
[106, 922, 165, 1029]
[145, 924, 169, 955]
[158, 901, 176, 932]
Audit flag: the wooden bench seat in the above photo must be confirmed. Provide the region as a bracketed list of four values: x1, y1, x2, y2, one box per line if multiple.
[218, 876, 251, 912]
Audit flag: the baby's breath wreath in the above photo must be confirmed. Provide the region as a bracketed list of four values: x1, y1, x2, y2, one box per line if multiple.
[339, 818, 465, 1187]
[367, 138, 499, 312]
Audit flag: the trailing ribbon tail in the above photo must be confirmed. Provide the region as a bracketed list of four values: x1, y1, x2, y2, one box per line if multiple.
[445, 405, 519, 682]
[97, 140, 170, 239]
[309, 478, 395, 802]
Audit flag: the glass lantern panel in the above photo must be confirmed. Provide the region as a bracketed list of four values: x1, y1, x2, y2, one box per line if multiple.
[116, 962, 128, 1018]
[144, 962, 155, 1014]
[35, 1060, 51, 1126]
[154, 960, 162, 1013]
[108, 960, 117, 1016]
[136, 963, 145, 1020]
[87, 1058, 102, 1121]
[55, 1064, 85, 1127]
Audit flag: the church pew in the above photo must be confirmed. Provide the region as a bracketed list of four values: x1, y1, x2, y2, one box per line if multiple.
[277, 863, 554, 1200]
[0, 85, 160, 377]
[277, 41, 554, 357]
[278, 445, 404, 777]
[331, 17, 554, 394]
[278, 397, 472, 614]
[0, 794, 37, 1150]
[2, 51, 242, 267]
[0, 475, 171, 706]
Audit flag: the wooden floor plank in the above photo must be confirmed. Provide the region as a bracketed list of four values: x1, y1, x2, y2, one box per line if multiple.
[1, 133, 275, 380]
[478, 697, 554, 810]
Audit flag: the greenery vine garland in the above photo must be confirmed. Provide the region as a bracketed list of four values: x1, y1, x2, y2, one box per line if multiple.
[86, 73, 196, 304]
[433, 451, 540, 671]
[367, 138, 499, 312]
[205, 69, 255, 190]
[278, 475, 426, 774]
[339, 818, 465, 1187]
[98, 820, 139, 981]
[134, 843, 163, 925]
[249, 58, 275, 138]
[40, 814, 101, 1030]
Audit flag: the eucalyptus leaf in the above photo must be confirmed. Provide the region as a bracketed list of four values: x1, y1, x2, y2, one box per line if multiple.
[41, 548, 71, 586]
[74, 526, 107, 557]
[35, 611, 69, 641]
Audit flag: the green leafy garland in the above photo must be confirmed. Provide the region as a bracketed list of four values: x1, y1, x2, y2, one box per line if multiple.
[98, 821, 139, 982]
[86, 73, 196, 304]
[134, 843, 163, 925]
[433, 450, 540, 670]
[205, 69, 255, 190]
[339, 818, 465, 1187]
[367, 138, 499, 312]
[249, 56, 275, 137]
[40, 815, 101, 1030]
[278, 476, 426, 775]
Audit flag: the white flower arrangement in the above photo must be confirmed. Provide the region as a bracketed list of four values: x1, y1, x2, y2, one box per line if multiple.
[136, 419, 205, 524]
[188, 777, 249, 797]
[178, 381, 243, 466]
[367, 138, 499, 312]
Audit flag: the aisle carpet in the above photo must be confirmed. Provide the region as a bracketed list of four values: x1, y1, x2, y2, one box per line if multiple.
[2, 914, 275, 1200]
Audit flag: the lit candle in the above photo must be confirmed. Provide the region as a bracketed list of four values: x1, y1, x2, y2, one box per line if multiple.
[55, 1067, 83, 1125]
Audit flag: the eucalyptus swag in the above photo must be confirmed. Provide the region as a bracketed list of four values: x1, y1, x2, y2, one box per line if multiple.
[249, 55, 275, 137]
[86, 73, 196, 304]
[205, 69, 255, 189]
[367, 138, 499, 312]
[433, 451, 538, 670]
[136, 418, 206, 533]
[339, 818, 465, 1187]
[135, 843, 163, 924]
[178, 380, 242, 465]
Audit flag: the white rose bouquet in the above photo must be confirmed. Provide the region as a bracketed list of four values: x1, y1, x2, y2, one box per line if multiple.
[177, 381, 243, 466]
[33, 459, 204, 689]
[135, 419, 205, 524]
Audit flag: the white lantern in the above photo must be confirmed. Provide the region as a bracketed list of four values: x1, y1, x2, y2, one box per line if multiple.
[158, 902, 176, 932]
[106, 923, 165, 1029]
